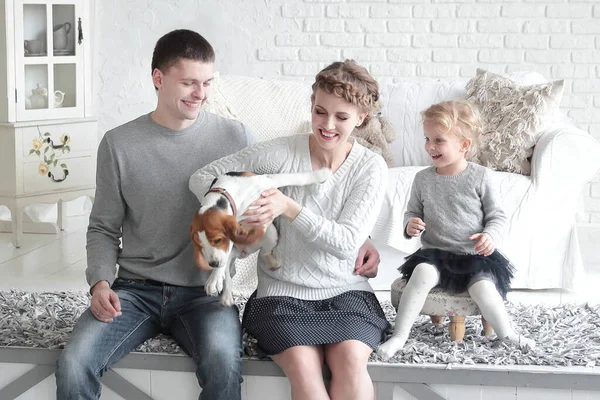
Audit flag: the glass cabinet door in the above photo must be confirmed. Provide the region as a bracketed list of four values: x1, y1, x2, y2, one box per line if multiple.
[14, 0, 84, 121]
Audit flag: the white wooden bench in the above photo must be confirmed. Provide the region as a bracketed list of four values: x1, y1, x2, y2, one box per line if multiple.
[1, 310, 600, 400]
[1, 287, 599, 399]
[1, 346, 600, 400]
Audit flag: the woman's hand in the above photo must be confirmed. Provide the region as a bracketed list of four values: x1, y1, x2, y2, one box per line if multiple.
[406, 217, 426, 237]
[354, 239, 380, 278]
[469, 232, 495, 256]
[242, 188, 302, 226]
[90, 281, 122, 322]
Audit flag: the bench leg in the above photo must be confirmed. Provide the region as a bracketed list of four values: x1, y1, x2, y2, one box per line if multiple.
[58, 199, 65, 231]
[449, 316, 465, 343]
[430, 315, 444, 326]
[481, 316, 495, 337]
[9, 204, 24, 248]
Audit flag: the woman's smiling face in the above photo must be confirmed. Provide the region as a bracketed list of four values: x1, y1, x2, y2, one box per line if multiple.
[311, 88, 366, 151]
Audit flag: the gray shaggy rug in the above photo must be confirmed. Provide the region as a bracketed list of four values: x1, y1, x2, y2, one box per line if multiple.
[1, 290, 598, 367]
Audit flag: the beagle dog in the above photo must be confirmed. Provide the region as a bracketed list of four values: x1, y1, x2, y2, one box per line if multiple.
[190, 168, 331, 306]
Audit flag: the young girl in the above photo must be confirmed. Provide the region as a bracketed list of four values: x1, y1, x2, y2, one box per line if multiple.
[377, 100, 535, 360]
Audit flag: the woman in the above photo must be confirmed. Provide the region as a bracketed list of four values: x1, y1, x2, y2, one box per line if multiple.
[190, 60, 389, 400]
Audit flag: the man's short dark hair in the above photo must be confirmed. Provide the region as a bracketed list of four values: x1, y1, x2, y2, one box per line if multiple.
[151, 29, 215, 74]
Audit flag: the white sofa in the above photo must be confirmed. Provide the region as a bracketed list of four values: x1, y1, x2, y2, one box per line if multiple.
[205, 72, 600, 292]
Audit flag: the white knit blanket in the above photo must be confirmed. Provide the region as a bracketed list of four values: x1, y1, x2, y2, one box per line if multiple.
[370, 166, 425, 253]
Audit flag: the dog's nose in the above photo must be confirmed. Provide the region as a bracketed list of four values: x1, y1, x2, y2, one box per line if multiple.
[209, 261, 219, 268]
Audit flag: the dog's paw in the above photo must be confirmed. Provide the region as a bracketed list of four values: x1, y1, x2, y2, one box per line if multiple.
[220, 292, 235, 307]
[501, 333, 536, 352]
[205, 273, 224, 297]
[263, 253, 281, 270]
[519, 336, 536, 352]
[503, 334, 536, 352]
[313, 168, 332, 184]
[376, 336, 406, 360]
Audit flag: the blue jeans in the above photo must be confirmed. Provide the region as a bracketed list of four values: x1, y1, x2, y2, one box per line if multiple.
[55, 278, 243, 400]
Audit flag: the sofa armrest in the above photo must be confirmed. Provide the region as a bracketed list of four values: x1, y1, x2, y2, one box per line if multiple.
[531, 125, 600, 193]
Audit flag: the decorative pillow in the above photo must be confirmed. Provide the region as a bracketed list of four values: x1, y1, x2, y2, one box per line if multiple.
[466, 69, 564, 175]
[352, 114, 397, 167]
[380, 80, 468, 168]
[203, 73, 313, 142]
[202, 72, 238, 120]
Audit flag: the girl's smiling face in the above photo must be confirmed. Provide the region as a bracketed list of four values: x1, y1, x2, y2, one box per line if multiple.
[423, 121, 470, 176]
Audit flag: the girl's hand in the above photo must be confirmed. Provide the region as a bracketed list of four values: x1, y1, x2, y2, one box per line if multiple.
[406, 217, 426, 237]
[242, 189, 301, 226]
[469, 232, 495, 256]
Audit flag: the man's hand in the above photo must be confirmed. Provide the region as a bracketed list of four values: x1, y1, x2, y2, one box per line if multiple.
[406, 217, 426, 237]
[90, 280, 122, 322]
[469, 232, 495, 256]
[354, 239, 380, 278]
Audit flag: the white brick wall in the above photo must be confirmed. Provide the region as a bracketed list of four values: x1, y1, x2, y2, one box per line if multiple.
[96, 0, 600, 223]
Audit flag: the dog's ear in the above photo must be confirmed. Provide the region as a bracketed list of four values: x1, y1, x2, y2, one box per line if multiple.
[190, 213, 203, 245]
[190, 225, 199, 247]
[192, 239, 212, 271]
[190, 214, 212, 271]
[223, 216, 265, 246]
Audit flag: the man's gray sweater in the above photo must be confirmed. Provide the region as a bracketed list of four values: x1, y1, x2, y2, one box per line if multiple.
[86, 112, 255, 288]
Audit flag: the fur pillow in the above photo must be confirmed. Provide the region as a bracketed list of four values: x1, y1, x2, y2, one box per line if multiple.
[352, 115, 396, 167]
[466, 69, 564, 175]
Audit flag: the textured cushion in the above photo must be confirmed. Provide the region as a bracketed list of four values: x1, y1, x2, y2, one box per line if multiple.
[232, 253, 258, 296]
[380, 80, 468, 168]
[391, 277, 481, 317]
[202, 72, 238, 120]
[204, 73, 312, 142]
[466, 69, 564, 175]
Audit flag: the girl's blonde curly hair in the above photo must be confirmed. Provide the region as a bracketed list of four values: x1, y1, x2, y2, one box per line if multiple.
[311, 60, 380, 125]
[421, 100, 483, 158]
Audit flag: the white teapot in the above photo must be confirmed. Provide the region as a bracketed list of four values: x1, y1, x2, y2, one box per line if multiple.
[54, 90, 65, 108]
[26, 83, 66, 109]
[28, 83, 47, 109]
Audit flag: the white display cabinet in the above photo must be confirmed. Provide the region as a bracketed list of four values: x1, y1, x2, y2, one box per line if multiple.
[0, 0, 96, 247]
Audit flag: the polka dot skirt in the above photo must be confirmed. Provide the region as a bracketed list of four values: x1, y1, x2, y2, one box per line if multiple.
[242, 290, 390, 356]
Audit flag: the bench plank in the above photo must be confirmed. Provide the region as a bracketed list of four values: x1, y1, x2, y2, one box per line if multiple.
[400, 383, 447, 400]
[375, 382, 394, 400]
[104, 369, 154, 400]
[0, 365, 55, 399]
[1, 348, 599, 397]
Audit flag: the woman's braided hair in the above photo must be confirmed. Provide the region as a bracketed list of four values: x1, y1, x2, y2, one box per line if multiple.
[311, 60, 380, 125]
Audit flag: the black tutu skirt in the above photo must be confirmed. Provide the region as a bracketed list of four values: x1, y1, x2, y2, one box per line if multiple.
[399, 248, 515, 299]
[242, 290, 390, 356]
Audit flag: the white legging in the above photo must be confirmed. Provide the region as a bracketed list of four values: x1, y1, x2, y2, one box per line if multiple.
[377, 262, 534, 359]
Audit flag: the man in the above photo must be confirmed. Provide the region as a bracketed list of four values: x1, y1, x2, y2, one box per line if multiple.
[55, 29, 381, 400]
